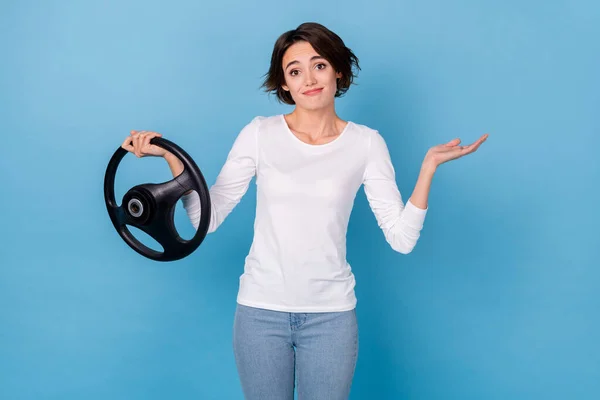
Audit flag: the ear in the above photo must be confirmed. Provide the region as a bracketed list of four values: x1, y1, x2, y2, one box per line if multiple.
[336, 71, 342, 79]
[282, 84, 290, 91]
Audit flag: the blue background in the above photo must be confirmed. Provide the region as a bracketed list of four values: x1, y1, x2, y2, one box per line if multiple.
[1, 0, 598, 399]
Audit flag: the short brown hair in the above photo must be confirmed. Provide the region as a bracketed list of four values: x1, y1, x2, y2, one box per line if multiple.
[261, 22, 361, 105]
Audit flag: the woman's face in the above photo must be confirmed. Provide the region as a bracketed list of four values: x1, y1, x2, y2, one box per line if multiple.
[281, 41, 342, 111]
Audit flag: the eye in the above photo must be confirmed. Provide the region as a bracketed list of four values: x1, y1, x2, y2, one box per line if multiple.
[315, 63, 327, 70]
[290, 69, 300, 76]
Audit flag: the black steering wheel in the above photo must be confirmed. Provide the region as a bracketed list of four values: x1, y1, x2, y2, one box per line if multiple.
[104, 137, 211, 262]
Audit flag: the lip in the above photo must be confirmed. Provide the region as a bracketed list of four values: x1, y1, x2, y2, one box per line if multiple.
[303, 88, 324, 96]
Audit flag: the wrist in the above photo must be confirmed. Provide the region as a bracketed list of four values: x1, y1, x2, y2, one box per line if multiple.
[420, 159, 437, 176]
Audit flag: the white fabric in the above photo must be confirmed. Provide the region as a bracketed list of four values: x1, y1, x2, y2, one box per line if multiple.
[181, 114, 428, 312]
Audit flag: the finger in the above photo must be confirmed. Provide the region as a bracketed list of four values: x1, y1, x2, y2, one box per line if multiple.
[141, 133, 153, 153]
[444, 138, 461, 147]
[138, 133, 151, 156]
[462, 142, 481, 155]
[144, 131, 161, 143]
[462, 135, 487, 152]
[121, 136, 135, 152]
[145, 131, 162, 140]
[439, 147, 467, 163]
[133, 133, 144, 157]
[472, 140, 485, 152]
[474, 134, 488, 145]
[472, 134, 488, 148]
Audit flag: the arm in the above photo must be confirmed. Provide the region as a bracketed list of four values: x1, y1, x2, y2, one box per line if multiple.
[175, 117, 262, 233]
[164, 152, 185, 178]
[409, 133, 489, 209]
[363, 130, 429, 254]
[363, 129, 488, 254]
[407, 162, 436, 210]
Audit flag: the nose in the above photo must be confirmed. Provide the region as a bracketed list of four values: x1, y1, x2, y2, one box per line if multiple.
[305, 69, 317, 86]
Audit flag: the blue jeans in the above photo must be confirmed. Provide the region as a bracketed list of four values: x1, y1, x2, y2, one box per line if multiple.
[232, 303, 359, 400]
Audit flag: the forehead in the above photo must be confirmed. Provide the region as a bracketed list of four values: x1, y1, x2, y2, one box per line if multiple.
[282, 41, 322, 64]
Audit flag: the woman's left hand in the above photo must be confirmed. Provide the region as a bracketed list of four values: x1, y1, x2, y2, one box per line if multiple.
[423, 133, 489, 169]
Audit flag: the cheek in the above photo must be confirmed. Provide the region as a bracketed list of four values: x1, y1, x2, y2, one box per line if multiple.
[321, 70, 338, 88]
[284, 76, 299, 90]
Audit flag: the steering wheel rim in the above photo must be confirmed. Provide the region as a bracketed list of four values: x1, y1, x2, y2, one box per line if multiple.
[103, 137, 211, 262]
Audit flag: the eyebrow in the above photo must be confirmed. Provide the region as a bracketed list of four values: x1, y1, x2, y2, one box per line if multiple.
[285, 55, 326, 71]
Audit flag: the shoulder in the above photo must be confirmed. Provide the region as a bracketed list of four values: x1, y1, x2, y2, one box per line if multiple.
[240, 114, 282, 134]
[246, 114, 281, 126]
[228, 115, 283, 155]
[347, 121, 393, 161]
[234, 115, 271, 139]
[242, 115, 289, 143]
[253, 114, 283, 131]
[349, 120, 378, 136]
[347, 120, 384, 147]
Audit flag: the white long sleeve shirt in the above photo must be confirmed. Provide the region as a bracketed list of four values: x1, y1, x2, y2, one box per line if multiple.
[181, 114, 428, 312]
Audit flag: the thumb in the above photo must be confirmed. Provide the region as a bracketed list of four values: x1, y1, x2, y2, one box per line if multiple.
[445, 138, 461, 147]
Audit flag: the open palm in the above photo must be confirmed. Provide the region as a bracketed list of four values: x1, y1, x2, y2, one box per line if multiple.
[425, 134, 489, 168]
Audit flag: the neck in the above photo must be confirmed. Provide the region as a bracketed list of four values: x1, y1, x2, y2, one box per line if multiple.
[286, 105, 343, 138]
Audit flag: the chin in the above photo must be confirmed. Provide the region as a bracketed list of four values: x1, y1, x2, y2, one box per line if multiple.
[296, 98, 335, 111]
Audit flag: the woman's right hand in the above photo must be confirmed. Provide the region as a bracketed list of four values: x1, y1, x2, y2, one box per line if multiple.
[121, 130, 169, 158]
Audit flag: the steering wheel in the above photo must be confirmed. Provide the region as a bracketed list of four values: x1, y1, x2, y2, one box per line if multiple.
[103, 137, 211, 262]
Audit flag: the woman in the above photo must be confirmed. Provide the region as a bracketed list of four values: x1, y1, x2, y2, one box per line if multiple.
[121, 22, 487, 400]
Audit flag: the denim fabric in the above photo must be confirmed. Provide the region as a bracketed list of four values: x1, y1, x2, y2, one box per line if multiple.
[232, 303, 359, 400]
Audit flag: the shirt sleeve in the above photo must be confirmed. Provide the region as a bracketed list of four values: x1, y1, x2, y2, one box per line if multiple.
[180, 116, 262, 233]
[362, 129, 428, 254]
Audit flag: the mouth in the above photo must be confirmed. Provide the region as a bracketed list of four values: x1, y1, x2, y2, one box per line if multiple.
[303, 88, 324, 96]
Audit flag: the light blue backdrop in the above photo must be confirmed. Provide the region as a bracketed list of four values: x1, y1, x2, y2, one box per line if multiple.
[1, 0, 598, 399]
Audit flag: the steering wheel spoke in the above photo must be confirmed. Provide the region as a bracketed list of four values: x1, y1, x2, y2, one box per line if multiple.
[145, 207, 182, 250]
[144, 177, 189, 211]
